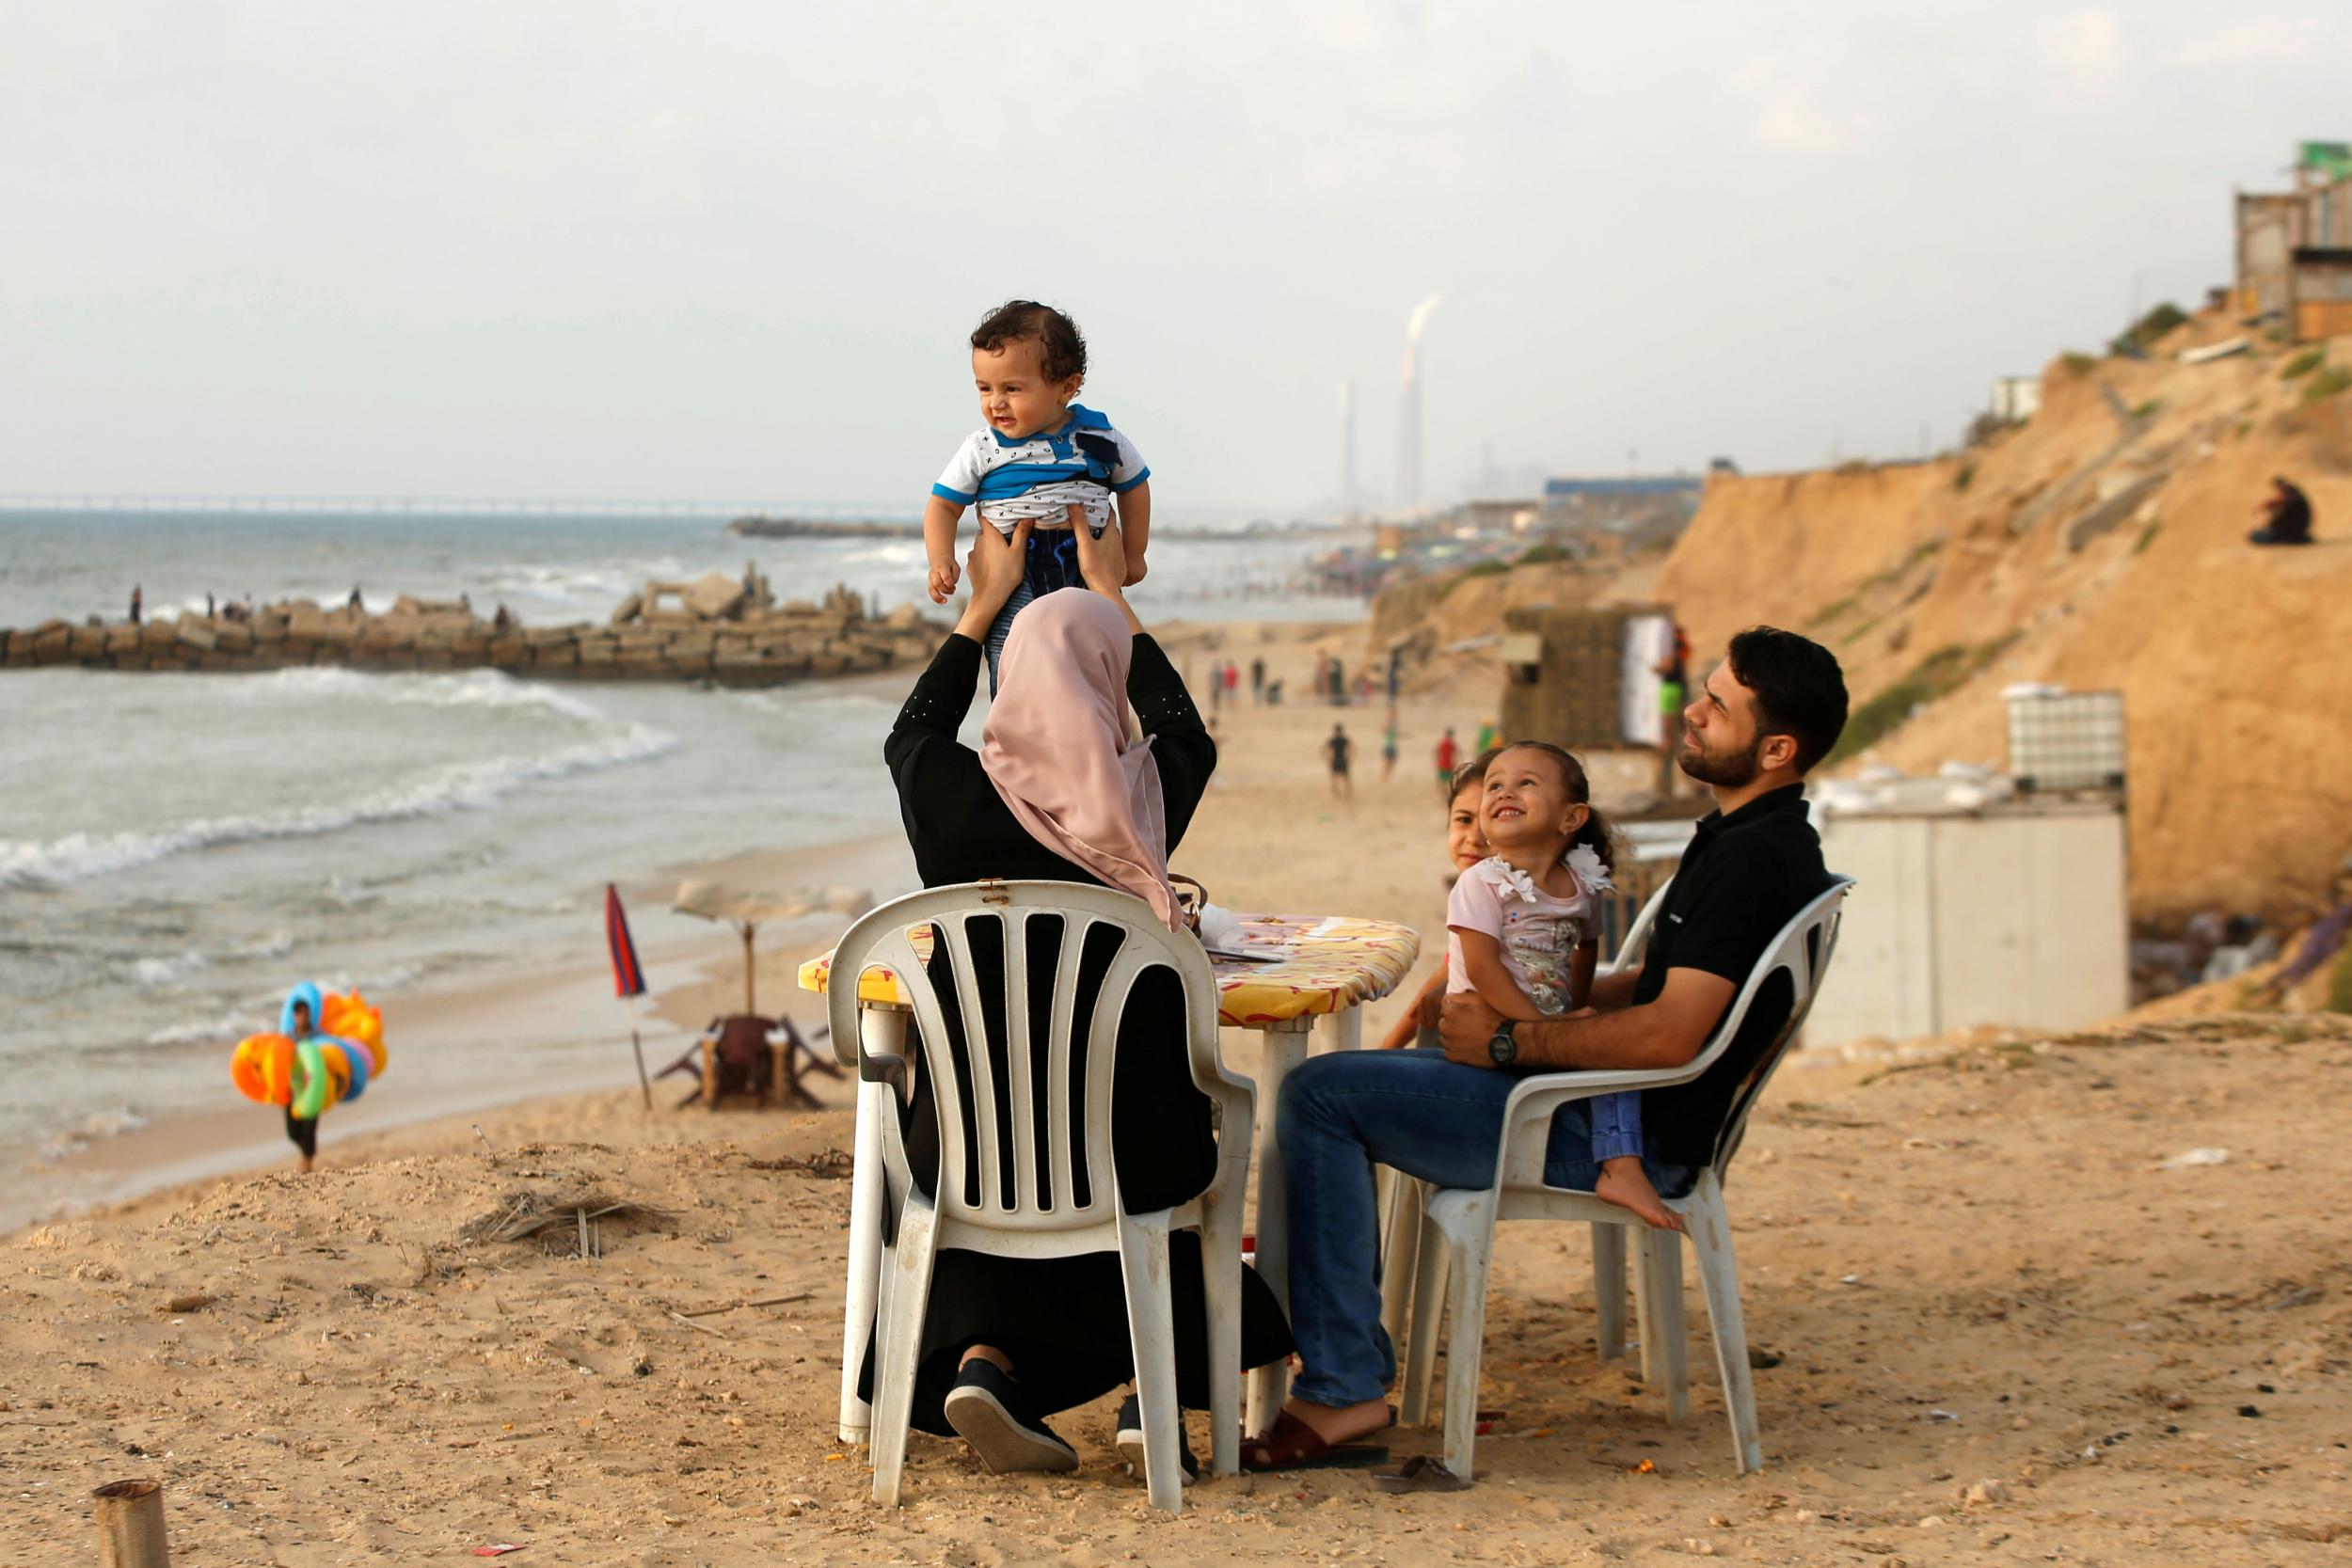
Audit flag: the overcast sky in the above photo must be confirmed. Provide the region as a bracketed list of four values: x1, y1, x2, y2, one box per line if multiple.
[2, 3, 2343, 515]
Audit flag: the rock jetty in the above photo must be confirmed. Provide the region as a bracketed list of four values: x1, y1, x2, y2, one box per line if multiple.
[725, 515, 924, 540]
[1, 573, 942, 687]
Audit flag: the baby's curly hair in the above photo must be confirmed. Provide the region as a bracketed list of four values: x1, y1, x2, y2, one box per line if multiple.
[971, 299, 1088, 385]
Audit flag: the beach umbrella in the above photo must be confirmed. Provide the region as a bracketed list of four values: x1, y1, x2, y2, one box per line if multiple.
[671, 879, 870, 1016]
[605, 883, 652, 1110]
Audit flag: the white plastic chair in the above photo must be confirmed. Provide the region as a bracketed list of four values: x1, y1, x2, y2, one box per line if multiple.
[1398, 877, 1852, 1481]
[829, 879, 1255, 1512]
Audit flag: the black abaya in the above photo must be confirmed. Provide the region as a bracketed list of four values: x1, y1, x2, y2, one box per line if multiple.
[859, 630, 1293, 1433]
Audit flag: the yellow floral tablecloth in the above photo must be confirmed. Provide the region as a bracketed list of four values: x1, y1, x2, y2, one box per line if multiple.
[797, 912, 1418, 1027]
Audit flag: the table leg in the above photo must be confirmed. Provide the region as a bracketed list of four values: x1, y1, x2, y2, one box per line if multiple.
[837, 1006, 904, 1445]
[1313, 1006, 1363, 1054]
[1245, 1016, 1312, 1435]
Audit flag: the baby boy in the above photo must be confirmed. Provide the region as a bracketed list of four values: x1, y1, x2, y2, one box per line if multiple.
[925, 299, 1152, 684]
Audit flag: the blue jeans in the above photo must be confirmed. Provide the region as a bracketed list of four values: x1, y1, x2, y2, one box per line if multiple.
[1276, 1048, 1692, 1408]
[983, 524, 1097, 691]
[1588, 1090, 1643, 1161]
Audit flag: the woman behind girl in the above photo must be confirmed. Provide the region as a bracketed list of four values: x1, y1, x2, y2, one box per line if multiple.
[1445, 742, 1682, 1231]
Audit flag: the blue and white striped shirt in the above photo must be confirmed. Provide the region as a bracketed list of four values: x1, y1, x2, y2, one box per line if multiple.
[931, 404, 1149, 531]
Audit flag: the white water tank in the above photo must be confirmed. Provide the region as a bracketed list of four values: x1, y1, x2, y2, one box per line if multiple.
[2005, 687, 2126, 796]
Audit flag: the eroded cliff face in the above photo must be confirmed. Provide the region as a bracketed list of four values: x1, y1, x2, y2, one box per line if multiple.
[1376, 327, 2352, 922]
[1680, 340, 2352, 922]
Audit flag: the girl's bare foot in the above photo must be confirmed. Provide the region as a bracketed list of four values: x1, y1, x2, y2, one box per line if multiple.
[297, 1155, 315, 1175]
[1596, 1156, 1683, 1230]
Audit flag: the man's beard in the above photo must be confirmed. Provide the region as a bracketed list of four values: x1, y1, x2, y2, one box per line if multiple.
[1678, 732, 1765, 788]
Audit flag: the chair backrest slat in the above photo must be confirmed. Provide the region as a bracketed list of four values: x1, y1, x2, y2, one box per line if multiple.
[1709, 888, 1847, 1178]
[998, 911, 1035, 1212]
[830, 881, 1225, 1233]
[1044, 914, 1087, 1212]
[936, 914, 1005, 1210]
[1601, 879, 1671, 979]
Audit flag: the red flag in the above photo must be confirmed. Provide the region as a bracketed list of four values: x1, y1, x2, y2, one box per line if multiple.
[604, 884, 646, 999]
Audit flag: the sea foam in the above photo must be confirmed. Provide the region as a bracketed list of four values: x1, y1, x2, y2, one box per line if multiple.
[0, 721, 675, 888]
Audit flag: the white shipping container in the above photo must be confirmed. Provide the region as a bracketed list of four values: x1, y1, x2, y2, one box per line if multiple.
[1806, 799, 2128, 1048]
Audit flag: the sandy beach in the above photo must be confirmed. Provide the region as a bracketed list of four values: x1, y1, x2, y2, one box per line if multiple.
[9, 625, 2351, 1565]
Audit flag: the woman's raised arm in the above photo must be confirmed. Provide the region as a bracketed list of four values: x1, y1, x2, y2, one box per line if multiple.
[1072, 510, 1145, 635]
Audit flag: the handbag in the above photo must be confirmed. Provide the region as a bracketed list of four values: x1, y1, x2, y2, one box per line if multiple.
[1169, 874, 1207, 935]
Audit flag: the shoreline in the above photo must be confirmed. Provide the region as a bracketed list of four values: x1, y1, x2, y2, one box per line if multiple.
[4, 615, 1388, 1235]
[9, 830, 918, 1238]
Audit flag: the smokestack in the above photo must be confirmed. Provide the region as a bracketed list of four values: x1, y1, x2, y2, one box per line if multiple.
[1396, 294, 1442, 511]
[1340, 378, 1357, 519]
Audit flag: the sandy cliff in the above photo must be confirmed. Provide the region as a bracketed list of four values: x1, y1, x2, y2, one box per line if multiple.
[1376, 328, 2352, 924]
[1663, 335, 2352, 922]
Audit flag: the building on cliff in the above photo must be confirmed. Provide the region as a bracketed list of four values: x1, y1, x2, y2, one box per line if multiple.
[2235, 139, 2352, 342]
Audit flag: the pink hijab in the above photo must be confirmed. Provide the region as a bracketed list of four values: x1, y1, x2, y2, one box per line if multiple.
[978, 591, 1181, 929]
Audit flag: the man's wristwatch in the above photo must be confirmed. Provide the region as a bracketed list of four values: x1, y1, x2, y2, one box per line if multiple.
[1486, 1019, 1518, 1068]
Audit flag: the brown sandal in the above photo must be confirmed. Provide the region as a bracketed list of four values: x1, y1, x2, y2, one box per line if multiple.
[1239, 1407, 1394, 1472]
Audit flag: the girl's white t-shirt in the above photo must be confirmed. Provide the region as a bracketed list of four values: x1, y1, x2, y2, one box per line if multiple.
[1445, 855, 1600, 1017]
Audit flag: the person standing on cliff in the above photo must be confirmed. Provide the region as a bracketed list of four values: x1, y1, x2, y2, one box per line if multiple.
[129, 585, 142, 625]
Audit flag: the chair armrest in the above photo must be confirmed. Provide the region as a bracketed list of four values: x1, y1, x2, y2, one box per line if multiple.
[1488, 1061, 1711, 1190]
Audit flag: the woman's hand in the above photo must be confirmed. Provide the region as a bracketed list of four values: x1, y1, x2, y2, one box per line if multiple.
[951, 519, 1034, 642]
[1070, 507, 1145, 633]
[1071, 506, 1129, 595]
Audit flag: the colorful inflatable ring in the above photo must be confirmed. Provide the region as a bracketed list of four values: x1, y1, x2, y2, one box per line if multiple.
[260, 983, 387, 1118]
[320, 991, 386, 1072]
[290, 1039, 333, 1120]
[230, 1034, 294, 1106]
[324, 1035, 370, 1101]
[280, 981, 326, 1041]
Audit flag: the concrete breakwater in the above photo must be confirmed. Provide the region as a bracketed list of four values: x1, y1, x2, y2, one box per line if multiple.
[1, 583, 945, 686]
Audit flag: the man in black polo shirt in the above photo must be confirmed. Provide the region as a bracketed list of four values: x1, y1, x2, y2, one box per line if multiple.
[1243, 626, 1846, 1471]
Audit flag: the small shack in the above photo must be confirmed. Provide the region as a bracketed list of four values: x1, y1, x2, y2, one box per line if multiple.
[1499, 604, 1678, 752]
[1807, 786, 2128, 1048]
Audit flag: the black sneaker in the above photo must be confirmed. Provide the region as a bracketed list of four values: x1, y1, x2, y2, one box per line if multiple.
[942, 1360, 1079, 1475]
[1113, 1394, 1200, 1484]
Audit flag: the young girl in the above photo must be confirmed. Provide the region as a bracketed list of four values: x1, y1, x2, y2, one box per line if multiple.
[1447, 742, 1681, 1231]
[924, 299, 1152, 689]
[1379, 753, 1495, 1050]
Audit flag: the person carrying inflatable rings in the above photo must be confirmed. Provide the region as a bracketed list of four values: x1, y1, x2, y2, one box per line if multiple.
[229, 981, 389, 1175]
[281, 988, 324, 1173]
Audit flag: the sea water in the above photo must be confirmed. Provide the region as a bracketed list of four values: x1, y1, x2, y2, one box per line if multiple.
[0, 508, 1359, 1193]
